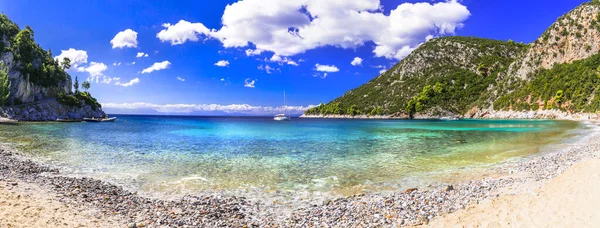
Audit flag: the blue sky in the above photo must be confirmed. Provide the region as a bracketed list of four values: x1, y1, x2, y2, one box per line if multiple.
[0, 0, 587, 115]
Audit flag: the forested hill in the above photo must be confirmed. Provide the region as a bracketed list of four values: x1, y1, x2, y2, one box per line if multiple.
[305, 1, 600, 118]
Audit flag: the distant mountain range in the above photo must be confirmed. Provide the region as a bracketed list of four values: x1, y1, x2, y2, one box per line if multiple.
[305, 1, 600, 118]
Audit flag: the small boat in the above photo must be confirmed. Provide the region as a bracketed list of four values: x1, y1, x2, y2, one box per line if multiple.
[274, 114, 290, 121]
[274, 91, 291, 121]
[56, 119, 82, 123]
[83, 117, 117, 122]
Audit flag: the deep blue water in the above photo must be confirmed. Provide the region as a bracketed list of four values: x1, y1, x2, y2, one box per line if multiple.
[0, 115, 579, 195]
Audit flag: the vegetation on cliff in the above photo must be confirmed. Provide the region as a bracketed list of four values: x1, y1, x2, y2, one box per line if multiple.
[1, 14, 70, 88]
[494, 53, 600, 112]
[0, 64, 10, 105]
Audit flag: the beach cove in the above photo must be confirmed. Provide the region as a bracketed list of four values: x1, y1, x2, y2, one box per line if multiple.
[0, 116, 598, 227]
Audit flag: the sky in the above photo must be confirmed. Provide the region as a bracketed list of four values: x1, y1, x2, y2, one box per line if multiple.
[0, 0, 588, 115]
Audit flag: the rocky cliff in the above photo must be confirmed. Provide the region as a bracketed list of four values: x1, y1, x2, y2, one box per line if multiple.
[0, 50, 72, 104]
[305, 1, 600, 118]
[510, 3, 600, 80]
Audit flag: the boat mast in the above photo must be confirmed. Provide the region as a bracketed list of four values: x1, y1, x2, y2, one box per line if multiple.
[284, 91, 286, 115]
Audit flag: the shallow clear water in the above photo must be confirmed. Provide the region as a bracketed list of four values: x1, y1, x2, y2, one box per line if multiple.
[0, 115, 579, 195]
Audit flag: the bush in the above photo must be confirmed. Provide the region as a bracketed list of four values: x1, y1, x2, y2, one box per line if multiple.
[56, 92, 101, 110]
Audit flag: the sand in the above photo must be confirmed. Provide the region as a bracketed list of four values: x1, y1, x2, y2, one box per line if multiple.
[427, 158, 600, 227]
[0, 180, 122, 228]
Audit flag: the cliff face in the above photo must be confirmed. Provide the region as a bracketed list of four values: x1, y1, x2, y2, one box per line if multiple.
[305, 2, 600, 118]
[509, 3, 600, 80]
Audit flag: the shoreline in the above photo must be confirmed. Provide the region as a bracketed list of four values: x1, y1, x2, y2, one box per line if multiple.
[300, 109, 600, 120]
[0, 121, 598, 226]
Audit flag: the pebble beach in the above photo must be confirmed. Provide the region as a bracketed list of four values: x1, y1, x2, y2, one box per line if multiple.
[1, 121, 599, 227]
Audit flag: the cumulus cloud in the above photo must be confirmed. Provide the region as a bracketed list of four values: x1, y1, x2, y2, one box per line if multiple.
[115, 78, 140, 87]
[77, 62, 108, 82]
[176, 76, 185, 82]
[54, 48, 88, 67]
[141, 61, 171, 74]
[157, 20, 211, 45]
[136, 52, 149, 58]
[155, 0, 469, 60]
[244, 78, 256, 88]
[351, 57, 363, 66]
[111, 29, 138, 49]
[214, 60, 230, 67]
[102, 102, 315, 115]
[315, 64, 339, 73]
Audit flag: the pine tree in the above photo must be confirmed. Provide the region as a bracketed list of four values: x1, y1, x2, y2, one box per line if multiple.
[74, 76, 79, 94]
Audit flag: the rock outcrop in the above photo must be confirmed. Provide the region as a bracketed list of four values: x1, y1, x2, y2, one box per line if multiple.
[0, 99, 104, 121]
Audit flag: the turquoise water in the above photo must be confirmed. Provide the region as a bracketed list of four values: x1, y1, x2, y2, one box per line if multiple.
[0, 116, 579, 195]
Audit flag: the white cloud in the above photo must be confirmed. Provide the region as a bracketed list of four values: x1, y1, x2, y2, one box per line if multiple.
[77, 62, 108, 83]
[131, 61, 136, 65]
[136, 52, 149, 58]
[258, 65, 278, 74]
[315, 64, 339, 73]
[54, 48, 88, 67]
[176, 76, 185, 82]
[214, 60, 230, 67]
[115, 78, 140, 87]
[111, 29, 138, 49]
[269, 54, 299, 66]
[141, 61, 171, 74]
[112, 62, 122, 66]
[220, 78, 225, 81]
[244, 78, 256, 88]
[351, 57, 363, 66]
[155, 0, 469, 60]
[102, 102, 316, 115]
[157, 20, 211, 45]
[379, 68, 387, 74]
[101, 76, 120, 84]
[245, 49, 264, 56]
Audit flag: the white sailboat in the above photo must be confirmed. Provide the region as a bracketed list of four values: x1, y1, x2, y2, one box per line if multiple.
[274, 91, 291, 121]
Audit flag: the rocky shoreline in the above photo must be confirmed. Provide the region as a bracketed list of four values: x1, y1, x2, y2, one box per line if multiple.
[301, 109, 600, 121]
[0, 121, 598, 227]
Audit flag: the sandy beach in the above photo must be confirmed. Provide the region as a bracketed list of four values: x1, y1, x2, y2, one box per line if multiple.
[0, 180, 122, 228]
[427, 157, 600, 227]
[0, 121, 598, 227]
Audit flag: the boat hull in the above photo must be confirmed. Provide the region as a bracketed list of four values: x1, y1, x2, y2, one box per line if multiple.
[83, 117, 117, 122]
[274, 116, 291, 121]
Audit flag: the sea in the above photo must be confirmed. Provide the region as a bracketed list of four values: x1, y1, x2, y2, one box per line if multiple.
[0, 115, 582, 198]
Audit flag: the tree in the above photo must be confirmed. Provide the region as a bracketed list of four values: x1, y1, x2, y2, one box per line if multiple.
[61, 57, 71, 70]
[82, 81, 90, 92]
[74, 76, 79, 94]
[0, 63, 11, 106]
